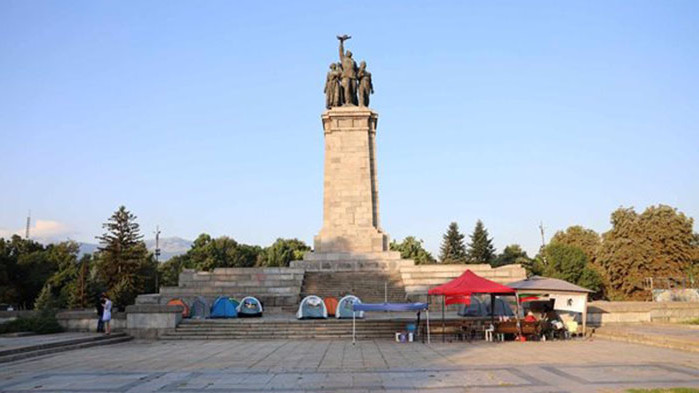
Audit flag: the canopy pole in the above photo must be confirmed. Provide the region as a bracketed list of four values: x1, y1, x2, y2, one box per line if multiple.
[441, 295, 445, 343]
[352, 311, 356, 345]
[490, 294, 495, 326]
[514, 291, 522, 339]
[426, 309, 431, 344]
[582, 293, 588, 337]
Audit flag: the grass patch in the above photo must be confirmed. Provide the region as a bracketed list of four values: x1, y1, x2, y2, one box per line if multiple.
[685, 318, 699, 325]
[628, 389, 699, 393]
[0, 312, 63, 335]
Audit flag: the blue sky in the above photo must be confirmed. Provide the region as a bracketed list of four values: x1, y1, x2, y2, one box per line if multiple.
[1, 1, 697, 257]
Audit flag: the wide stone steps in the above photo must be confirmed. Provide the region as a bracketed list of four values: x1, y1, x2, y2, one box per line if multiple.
[161, 319, 420, 340]
[301, 272, 407, 303]
[0, 332, 132, 363]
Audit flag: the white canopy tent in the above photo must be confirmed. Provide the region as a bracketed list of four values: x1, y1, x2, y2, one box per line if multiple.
[507, 276, 593, 335]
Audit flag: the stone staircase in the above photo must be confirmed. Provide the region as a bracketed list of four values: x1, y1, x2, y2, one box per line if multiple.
[0, 332, 132, 363]
[150, 268, 305, 310]
[301, 272, 407, 303]
[161, 319, 420, 340]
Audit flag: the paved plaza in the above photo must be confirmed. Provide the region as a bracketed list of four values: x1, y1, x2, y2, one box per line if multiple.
[0, 338, 698, 393]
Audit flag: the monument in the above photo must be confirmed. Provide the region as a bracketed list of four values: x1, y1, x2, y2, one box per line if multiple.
[292, 35, 409, 273]
[136, 36, 526, 323]
[315, 36, 385, 253]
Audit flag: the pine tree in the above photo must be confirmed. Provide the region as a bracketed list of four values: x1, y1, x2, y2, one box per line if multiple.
[466, 220, 496, 264]
[438, 222, 467, 264]
[95, 206, 152, 308]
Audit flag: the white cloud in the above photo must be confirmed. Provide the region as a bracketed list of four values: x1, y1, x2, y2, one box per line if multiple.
[0, 219, 76, 243]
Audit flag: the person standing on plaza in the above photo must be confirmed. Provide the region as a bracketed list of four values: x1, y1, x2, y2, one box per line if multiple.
[101, 293, 112, 335]
[95, 296, 105, 333]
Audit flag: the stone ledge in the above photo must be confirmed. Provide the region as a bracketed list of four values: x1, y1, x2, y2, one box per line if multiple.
[126, 304, 183, 314]
[302, 251, 402, 261]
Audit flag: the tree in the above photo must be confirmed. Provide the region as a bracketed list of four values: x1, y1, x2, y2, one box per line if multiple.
[466, 220, 496, 264]
[439, 222, 467, 264]
[550, 226, 601, 265]
[40, 241, 81, 309]
[95, 206, 154, 308]
[256, 238, 310, 267]
[156, 233, 264, 286]
[492, 244, 530, 268]
[597, 205, 695, 300]
[539, 243, 603, 294]
[390, 236, 436, 265]
[158, 255, 188, 287]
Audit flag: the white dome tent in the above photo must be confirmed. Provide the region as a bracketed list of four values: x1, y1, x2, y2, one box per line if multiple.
[336, 295, 363, 319]
[296, 295, 328, 319]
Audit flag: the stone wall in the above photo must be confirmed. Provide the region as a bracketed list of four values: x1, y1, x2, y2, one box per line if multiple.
[56, 310, 126, 332]
[138, 267, 305, 312]
[587, 301, 699, 326]
[125, 304, 182, 339]
[401, 264, 527, 297]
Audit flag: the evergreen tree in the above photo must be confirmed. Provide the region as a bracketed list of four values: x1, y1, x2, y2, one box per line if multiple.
[466, 220, 496, 264]
[438, 222, 467, 264]
[95, 206, 153, 308]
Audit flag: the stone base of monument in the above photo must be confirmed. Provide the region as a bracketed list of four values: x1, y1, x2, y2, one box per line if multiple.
[290, 251, 413, 272]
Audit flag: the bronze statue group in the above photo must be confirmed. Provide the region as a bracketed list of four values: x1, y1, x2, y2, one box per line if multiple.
[324, 35, 374, 109]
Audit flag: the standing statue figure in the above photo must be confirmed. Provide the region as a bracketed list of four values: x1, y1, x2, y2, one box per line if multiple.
[324, 63, 342, 109]
[357, 61, 374, 107]
[337, 35, 358, 106]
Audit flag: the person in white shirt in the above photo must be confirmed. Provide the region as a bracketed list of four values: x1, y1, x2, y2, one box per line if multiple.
[101, 293, 112, 335]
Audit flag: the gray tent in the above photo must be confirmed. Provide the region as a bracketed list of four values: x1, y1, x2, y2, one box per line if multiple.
[190, 296, 210, 319]
[458, 295, 514, 317]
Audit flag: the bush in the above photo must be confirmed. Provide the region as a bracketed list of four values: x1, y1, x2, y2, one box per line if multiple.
[0, 312, 63, 335]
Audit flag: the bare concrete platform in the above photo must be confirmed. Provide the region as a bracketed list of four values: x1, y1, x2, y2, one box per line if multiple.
[595, 322, 699, 352]
[0, 337, 698, 392]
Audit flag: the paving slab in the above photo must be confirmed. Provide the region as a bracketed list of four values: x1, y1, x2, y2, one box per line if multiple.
[0, 338, 697, 392]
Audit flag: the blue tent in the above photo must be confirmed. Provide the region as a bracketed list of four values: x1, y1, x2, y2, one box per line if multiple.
[210, 296, 238, 318]
[237, 296, 263, 317]
[297, 295, 327, 319]
[336, 295, 363, 319]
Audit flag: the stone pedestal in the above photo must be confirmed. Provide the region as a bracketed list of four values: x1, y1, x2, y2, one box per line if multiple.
[313, 106, 388, 253]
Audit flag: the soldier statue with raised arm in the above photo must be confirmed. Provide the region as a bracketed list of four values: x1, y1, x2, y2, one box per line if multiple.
[337, 35, 358, 106]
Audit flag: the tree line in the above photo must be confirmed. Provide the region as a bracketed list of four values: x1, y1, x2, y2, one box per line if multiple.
[2, 204, 697, 309]
[0, 206, 310, 310]
[390, 205, 699, 300]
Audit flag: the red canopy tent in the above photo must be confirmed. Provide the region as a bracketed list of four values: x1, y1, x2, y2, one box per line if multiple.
[428, 270, 516, 296]
[427, 270, 519, 342]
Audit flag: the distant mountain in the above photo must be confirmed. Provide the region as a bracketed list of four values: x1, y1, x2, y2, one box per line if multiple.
[78, 242, 99, 257]
[145, 236, 192, 262]
[78, 236, 192, 262]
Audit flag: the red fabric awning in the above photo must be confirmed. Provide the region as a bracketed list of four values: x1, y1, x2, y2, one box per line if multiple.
[445, 295, 471, 305]
[428, 269, 516, 296]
